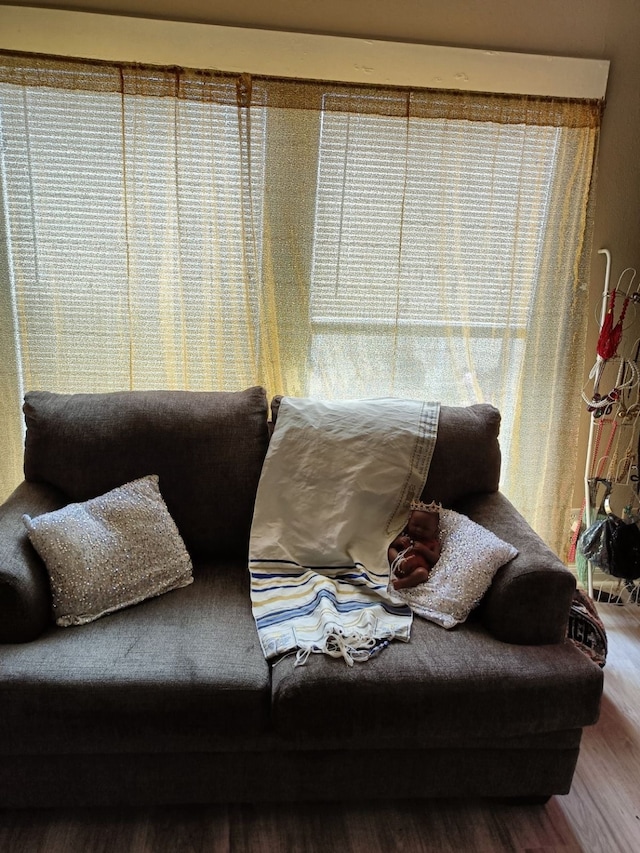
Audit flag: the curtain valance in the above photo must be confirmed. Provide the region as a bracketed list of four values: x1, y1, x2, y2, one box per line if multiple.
[0, 50, 603, 126]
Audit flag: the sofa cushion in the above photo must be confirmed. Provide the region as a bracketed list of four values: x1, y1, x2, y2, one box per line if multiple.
[420, 403, 501, 506]
[270, 397, 501, 506]
[23, 388, 270, 558]
[270, 616, 603, 746]
[393, 508, 517, 628]
[0, 561, 271, 755]
[23, 475, 193, 627]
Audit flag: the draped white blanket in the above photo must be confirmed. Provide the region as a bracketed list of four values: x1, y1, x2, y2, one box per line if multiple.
[249, 397, 440, 665]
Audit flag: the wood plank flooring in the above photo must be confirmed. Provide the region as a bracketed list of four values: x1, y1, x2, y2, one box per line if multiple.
[2, 600, 639, 853]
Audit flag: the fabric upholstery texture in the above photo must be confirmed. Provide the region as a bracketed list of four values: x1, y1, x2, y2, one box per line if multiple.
[0, 746, 581, 807]
[460, 491, 578, 645]
[0, 481, 68, 642]
[23, 387, 270, 557]
[23, 475, 193, 627]
[271, 615, 603, 744]
[0, 554, 600, 758]
[0, 562, 271, 756]
[420, 403, 502, 506]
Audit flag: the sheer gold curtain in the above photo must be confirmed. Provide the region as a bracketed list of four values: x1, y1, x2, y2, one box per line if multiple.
[503, 109, 600, 553]
[0, 55, 282, 501]
[0, 53, 601, 555]
[299, 86, 600, 553]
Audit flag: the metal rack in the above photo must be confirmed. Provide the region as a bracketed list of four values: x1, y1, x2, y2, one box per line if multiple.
[579, 249, 640, 601]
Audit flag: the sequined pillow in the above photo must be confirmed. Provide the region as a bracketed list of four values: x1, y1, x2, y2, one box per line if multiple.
[393, 508, 518, 629]
[22, 475, 193, 627]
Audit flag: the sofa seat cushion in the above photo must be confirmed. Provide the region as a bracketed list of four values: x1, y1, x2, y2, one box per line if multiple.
[271, 616, 603, 746]
[0, 562, 270, 755]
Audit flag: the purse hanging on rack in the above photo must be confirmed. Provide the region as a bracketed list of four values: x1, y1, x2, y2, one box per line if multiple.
[578, 515, 611, 575]
[579, 490, 640, 581]
[601, 509, 640, 581]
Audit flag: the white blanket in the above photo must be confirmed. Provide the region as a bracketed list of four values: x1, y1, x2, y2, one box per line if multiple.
[249, 397, 440, 665]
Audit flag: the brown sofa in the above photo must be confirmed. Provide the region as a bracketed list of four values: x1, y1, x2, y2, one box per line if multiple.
[0, 388, 603, 807]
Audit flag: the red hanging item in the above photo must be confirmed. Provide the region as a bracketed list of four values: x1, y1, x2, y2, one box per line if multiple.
[597, 289, 629, 361]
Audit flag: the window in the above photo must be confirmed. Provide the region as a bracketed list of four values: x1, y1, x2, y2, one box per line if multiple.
[0, 81, 266, 392]
[309, 107, 561, 472]
[0, 54, 602, 554]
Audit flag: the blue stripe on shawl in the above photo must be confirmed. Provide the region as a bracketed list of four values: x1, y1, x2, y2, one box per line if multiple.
[250, 562, 389, 580]
[255, 587, 411, 629]
[252, 576, 389, 595]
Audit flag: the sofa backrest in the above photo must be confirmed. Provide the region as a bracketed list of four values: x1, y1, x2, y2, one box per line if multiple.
[23, 390, 500, 558]
[270, 397, 501, 507]
[23, 388, 269, 558]
[420, 403, 502, 507]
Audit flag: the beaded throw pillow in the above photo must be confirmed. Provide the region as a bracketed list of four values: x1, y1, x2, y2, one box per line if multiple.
[23, 475, 193, 627]
[393, 508, 518, 628]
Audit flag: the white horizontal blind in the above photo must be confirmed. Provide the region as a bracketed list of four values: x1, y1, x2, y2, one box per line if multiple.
[1, 88, 130, 388]
[311, 108, 559, 331]
[308, 107, 557, 416]
[0, 82, 266, 394]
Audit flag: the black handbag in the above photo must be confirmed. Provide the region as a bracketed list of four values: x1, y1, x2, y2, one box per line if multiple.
[578, 515, 611, 573]
[579, 511, 640, 581]
[602, 514, 640, 581]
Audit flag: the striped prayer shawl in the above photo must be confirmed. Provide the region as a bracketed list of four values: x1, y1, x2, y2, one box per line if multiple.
[249, 397, 440, 665]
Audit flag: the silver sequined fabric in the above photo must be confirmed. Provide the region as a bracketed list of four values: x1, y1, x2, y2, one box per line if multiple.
[394, 508, 518, 628]
[23, 475, 193, 627]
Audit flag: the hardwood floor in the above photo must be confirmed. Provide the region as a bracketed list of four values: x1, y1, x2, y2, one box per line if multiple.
[2, 600, 639, 853]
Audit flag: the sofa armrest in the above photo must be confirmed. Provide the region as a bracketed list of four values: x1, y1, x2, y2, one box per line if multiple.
[0, 480, 67, 643]
[455, 491, 575, 645]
